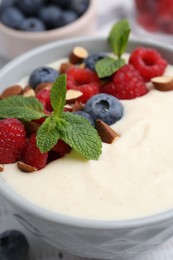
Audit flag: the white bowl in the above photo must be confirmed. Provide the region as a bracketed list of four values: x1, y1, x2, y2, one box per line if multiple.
[0, 37, 173, 260]
[0, 0, 96, 60]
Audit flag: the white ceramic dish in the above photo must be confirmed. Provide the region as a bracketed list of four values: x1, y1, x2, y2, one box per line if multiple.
[0, 0, 96, 60]
[0, 36, 173, 260]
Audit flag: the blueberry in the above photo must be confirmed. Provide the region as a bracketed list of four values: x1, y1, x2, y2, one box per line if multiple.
[84, 52, 107, 71]
[19, 17, 46, 32]
[38, 5, 63, 29]
[0, 0, 16, 12]
[50, 0, 71, 9]
[17, 0, 44, 16]
[58, 10, 78, 27]
[74, 111, 95, 127]
[84, 94, 124, 125]
[29, 67, 60, 89]
[0, 230, 29, 260]
[69, 0, 89, 16]
[0, 7, 25, 29]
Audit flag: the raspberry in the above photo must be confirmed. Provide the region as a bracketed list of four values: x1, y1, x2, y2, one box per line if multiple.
[129, 47, 168, 81]
[66, 67, 100, 103]
[52, 139, 71, 157]
[0, 118, 26, 164]
[102, 64, 148, 100]
[22, 134, 48, 170]
[36, 88, 52, 112]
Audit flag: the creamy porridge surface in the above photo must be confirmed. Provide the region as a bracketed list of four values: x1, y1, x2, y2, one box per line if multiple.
[2, 61, 173, 220]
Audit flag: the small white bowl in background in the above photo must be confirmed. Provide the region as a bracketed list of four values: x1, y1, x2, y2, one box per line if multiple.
[0, 0, 96, 60]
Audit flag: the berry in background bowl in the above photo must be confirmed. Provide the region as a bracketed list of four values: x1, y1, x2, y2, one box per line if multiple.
[1, 20, 173, 260]
[0, 0, 96, 60]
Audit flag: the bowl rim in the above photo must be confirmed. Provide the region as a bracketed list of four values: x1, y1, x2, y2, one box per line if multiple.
[1, 35, 173, 230]
[0, 0, 95, 39]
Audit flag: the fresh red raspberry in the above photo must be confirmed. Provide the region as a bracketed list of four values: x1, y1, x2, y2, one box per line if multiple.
[66, 67, 100, 103]
[129, 47, 168, 81]
[36, 88, 52, 112]
[22, 134, 48, 170]
[102, 64, 148, 100]
[0, 118, 26, 164]
[52, 139, 71, 157]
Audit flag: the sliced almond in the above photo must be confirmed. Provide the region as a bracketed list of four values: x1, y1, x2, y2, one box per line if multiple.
[66, 89, 83, 103]
[71, 100, 84, 111]
[69, 46, 89, 64]
[0, 85, 23, 99]
[60, 62, 74, 73]
[35, 82, 53, 94]
[17, 161, 37, 173]
[151, 76, 173, 91]
[22, 86, 35, 97]
[96, 119, 120, 144]
[0, 164, 4, 172]
[64, 104, 73, 112]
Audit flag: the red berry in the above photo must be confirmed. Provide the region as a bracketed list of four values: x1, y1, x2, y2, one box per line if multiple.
[52, 139, 71, 157]
[22, 134, 48, 170]
[129, 47, 167, 81]
[102, 64, 148, 100]
[66, 67, 100, 103]
[36, 88, 52, 112]
[0, 118, 26, 164]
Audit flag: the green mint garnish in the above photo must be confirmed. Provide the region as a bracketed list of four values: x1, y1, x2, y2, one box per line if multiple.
[95, 57, 125, 78]
[0, 74, 102, 160]
[95, 19, 131, 78]
[36, 74, 102, 160]
[0, 95, 46, 121]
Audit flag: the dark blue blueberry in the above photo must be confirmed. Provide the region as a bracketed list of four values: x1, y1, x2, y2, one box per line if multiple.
[84, 93, 124, 125]
[0, 0, 16, 12]
[19, 17, 46, 32]
[0, 230, 29, 260]
[74, 111, 95, 127]
[29, 67, 60, 89]
[84, 52, 107, 71]
[50, 0, 71, 9]
[38, 5, 63, 29]
[69, 0, 89, 16]
[0, 7, 25, 29]
[17, 0, 44, 16]
[58, 10, 78, 27]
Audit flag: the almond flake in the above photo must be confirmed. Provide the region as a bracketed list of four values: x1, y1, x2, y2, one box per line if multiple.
[96, 119, 120, 144]
[0, 85, 23, 99]
[151, 76, 173, 91]
[66, 89, 83, 103]
[69, 46, 89, 64]
[22, 86, 35, 97]
[0, 164, 4, 172]
[35, 82, 53, 94]
[17, 161, 37, 173]
[60, 62, 74, 73]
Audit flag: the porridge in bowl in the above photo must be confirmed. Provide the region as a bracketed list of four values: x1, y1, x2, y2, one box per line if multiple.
[1, 20, 173, 221]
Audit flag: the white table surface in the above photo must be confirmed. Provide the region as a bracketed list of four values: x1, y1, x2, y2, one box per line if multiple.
[1, 0, 173, 259]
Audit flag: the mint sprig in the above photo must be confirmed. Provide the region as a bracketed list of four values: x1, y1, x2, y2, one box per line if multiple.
[36, 74, 102, 159]
[0, 95, 46, 121]
[95, 19, 131, 78]
[0, 74, 102, 160]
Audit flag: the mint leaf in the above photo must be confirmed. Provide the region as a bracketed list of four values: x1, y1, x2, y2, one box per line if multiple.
[36, 116, 60, 153]
[59, 112, 102, 160]
[0, 95, 46, 121]
[50, 74, 66, 117]
[108, 19, 131, 58]
[95, 57, 125, 78]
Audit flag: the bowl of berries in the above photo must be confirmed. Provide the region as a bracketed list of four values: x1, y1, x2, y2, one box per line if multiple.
[1, 19, 173, 259]
[0, 0, 96, 60]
